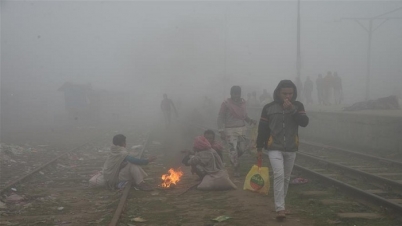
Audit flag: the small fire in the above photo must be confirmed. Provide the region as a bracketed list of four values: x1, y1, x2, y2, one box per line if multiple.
[161, 168, 183, 188]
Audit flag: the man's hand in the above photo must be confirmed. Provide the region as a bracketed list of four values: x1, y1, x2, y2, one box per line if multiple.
[147, 155, 157, 162]
[283, 99, 294, 110]
[249, 119, 257, 125]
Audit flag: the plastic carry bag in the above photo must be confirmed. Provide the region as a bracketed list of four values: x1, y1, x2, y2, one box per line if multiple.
[243, 155, 269, 195]
[89, 171, 105, 188]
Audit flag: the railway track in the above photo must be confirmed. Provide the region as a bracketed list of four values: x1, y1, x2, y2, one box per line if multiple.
[108, 131, 153, 226]
[0, 143, 88, 196]
[2, 121, 401, 225]
[178, 122, 402, 221]
[101, 117, 401, 225]
[0, 142, 115, 225]
[0, 129, 153, 226]
[294, 140, 402, 214]
[0, 144, 63, 192]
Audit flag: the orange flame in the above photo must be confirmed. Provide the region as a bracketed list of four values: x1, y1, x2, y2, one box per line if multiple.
[161, 168, 183, 188]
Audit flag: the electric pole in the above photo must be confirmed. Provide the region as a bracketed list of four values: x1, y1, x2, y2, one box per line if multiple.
[297, 0, 301, 81]
[342, 6, 402, 100]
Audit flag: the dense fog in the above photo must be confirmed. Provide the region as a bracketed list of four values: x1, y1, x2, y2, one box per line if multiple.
[1, 0, 402, 141]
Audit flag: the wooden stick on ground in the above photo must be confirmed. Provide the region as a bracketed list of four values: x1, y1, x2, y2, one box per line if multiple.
[178, 183, 200, 196]
[109, 181, 132, 226]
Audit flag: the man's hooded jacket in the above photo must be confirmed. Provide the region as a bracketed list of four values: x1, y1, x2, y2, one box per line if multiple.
[256, 80, 309, 152]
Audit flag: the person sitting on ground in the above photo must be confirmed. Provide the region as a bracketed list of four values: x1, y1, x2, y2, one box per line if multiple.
[102, 134, 157, 191]
[181, 130, 224, 178]
[182, 135, 236, 190]
[203, 130, 224, 162]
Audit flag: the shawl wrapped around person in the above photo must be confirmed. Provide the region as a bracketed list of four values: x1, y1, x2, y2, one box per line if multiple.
[102, 145, 129, 189]
[217, 98, 250, 130]
[188, 136, 224, 174]
[222, 98, 247, 119]
[188, 136, 237, 190]
[211, 141, 223, 152]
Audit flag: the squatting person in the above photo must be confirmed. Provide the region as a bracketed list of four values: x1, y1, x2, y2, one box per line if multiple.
[102, 134, 156, 191]
[182, 134, 236, 191]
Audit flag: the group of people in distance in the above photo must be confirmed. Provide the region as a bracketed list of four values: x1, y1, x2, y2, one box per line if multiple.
[101, 79, 309, 221]
[294, 71, 342, 106]
[315, 71, 343, 105]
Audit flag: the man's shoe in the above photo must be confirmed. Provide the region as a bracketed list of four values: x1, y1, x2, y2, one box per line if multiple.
[276, 210, 286, 220]
[135, 182, 154, 191]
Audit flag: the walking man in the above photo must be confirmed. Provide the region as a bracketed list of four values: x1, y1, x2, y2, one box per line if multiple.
[316, 74, 324, 105]
[160, 93, 178, 128]
[218, 86, 255, 177]
[333, 72, 343, 104]
[256, 80, 309, 220]
[303, 76, 314, 105]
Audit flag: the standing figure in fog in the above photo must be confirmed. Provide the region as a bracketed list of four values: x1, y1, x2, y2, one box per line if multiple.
[251, 91, 259, 107]
[256, 80, 309, 220]
[246, 93, 252, 107]
[303, 76, 314, 105]
[218, 86, 256, 177]
[247, 91, 259, 107]
[316, 74, 324, 105]
[333, 72, 343, 105]
[323, 72, 334, 105]
[294, 77, 303, 102]
[160, 94, 178, 128]
[259, 89, 273, 106]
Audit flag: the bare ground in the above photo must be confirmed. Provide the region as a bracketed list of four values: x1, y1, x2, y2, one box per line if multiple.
[1, 123, 313, 226]
[118, 123, 313, 226]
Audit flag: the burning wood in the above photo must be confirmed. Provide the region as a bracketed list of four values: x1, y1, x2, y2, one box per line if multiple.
[161, 168, 183, 188]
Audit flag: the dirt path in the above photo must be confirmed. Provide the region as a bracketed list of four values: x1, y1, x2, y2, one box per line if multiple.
[1, 122, 313, 225]
[118, 123, 312, 226]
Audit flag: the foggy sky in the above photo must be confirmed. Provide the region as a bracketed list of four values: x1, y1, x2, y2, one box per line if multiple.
[1, 0, 402, 105]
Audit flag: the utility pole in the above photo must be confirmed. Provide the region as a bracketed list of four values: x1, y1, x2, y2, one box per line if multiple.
[296, 0, 301, 81]
[223, 5, 228, 99]
[342, 6, 402, 100]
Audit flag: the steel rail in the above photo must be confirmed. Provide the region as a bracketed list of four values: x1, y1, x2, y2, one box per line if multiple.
[108, 131, 153, 226]
[297, 152, 402, 190]
[294, 164, 402, 213]
[301, 140, 402, 168]
[0, 143, 88, 195]
[108, 181, 132, 226]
